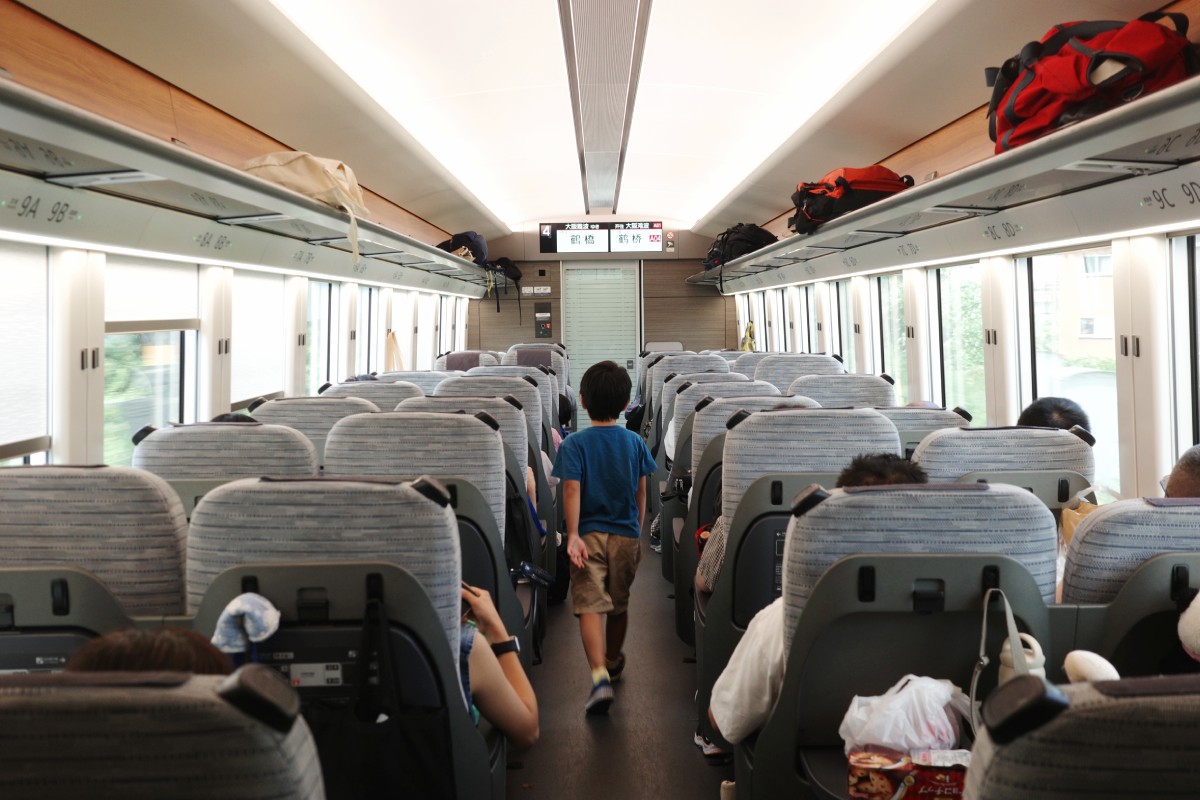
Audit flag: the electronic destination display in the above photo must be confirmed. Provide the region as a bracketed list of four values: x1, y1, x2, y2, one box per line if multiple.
[539, 221, 663, 254]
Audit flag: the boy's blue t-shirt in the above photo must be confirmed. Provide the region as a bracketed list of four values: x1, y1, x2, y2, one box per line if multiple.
[552, 425, 657, 538]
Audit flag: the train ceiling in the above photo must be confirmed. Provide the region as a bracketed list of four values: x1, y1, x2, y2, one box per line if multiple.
[25, 0, 1166, 239]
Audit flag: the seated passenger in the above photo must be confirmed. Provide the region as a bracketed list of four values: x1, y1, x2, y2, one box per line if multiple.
[461, 583, 540, 750]
[1165, 444, 1200, 498]
[1017, 396, 1090, 432]
[210, 412, 257, 423]
[695, 453, 927, 595]
[66, 627, 233, 675]
[704, 454, 928, 749]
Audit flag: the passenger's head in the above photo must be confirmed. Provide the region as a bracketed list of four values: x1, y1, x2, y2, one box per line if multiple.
[579, 361, 632, 422]
[210, 412, 256, 423]
[1017, 396, 1090, 432]
[836, 452, 928, 488]
[66, 627, 233, 675]
[1166, 445, 1200, 498]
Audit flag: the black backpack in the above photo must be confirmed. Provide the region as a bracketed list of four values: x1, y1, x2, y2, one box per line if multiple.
[436, 231, 489, 267]
[487, 257, 524, 320]
[703, 223, 777, 271]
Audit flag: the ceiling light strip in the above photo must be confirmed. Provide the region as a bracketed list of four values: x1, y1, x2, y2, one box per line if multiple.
[611, 0, 652, 214]
[557, 0, 591, 214]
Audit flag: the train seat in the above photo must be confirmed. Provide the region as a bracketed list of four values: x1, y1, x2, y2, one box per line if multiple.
[467, 366, 556, 452]
[786, 373, 897, 407]
[323, 413, 534, 660]
[700, 349, 742, 362]
[320, 379, 424, 407]
[0, 466, 187, 616]
[1063, 497, 1200, 603]
[0, 666, 325, 799]
[436, 350, 500, 370]
[659, 371, 748, 455]
[374, 370, 451, 394]
[694, 409, 901, 728]
[502, 346, 569, 386]
[742, 548, 1056, 800]
[753, 353, 845, 391]
[647, 354, 729, 424]
[249, 396, 379, 466]
[730, 352, 770, 379]
[966, 672, 1200, 799]
[188, 475, 461, 653]
[875, 405, 972, 458]
[132, 421, 318, 517]
[911, 426, 1095, 510]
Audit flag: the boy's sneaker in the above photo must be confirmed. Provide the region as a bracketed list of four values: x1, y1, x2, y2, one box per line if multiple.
[649, 535, 662, 553]
[585, 679, 614, 715]
[606, 653, 626, 683]
[693, 730, 726, 757]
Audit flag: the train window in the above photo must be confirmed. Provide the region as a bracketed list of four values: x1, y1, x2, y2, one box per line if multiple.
[935, 263, 987, 425]
[391, 291, 416, 372]
[356, 286, 378, 374]
[414, 293, 439, 369]
[307, 280, 338, 394]
[1027, 246, 1120, 500]
[438, 294, 456, 355]
[749, 292, 767, 352]
[1170, 235, 1198, 453]
[834, 280, 857, 372]
[231, 270, 286, 403]
[805, 285, 820, 353]
[735, 294, 749, 345]
[103, 330, 194, 466]
[105, 256, 198, 322]
[0, 241, 48, 450]
[876, 273, 908, 404]
[765, 289, 785, 352]
[0, 452, 48, 467]
[454, 296, 469, 352]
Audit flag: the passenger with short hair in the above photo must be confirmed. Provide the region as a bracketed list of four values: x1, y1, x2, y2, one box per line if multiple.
[1165, 444, 1200, 498]
[210, 412, 256, 423]
[704, 454, 928, 750]
[553, 360, 656, 715]
[1017, 396, 1090, 432]
[66, 627, 233, 675]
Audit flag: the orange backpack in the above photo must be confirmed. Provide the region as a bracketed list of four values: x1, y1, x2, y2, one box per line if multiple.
[787, 166, 913, 235]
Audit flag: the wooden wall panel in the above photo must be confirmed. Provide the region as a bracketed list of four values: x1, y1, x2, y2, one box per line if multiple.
[468, 263, 560, 351]
[0, 0, 447, 245]
[642, 262, 736, 351]
[0, 1, 177, 141]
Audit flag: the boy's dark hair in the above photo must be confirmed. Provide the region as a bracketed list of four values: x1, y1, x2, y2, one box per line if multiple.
[836, 452, 928, 488]
[1016, 396, 1090, 432]
[579, 361, 632, 422]
[66, 627, 233, 675]
[210, 412, 256, 423]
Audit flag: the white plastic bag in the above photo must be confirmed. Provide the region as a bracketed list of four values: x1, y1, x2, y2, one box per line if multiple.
[838, 674, 971, 755]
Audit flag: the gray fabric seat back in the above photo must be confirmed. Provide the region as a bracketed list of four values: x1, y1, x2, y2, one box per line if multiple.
[723, 408, 901, 522]
[967, 674, 1200, 798]
[637, 351, 683, 404]
[321, 380, 424, 407]
[466, 366, 554, 437]
[0, 466, 187, 615]
[783, 482, 1057, 654]
[374, 371, 450, 394]
[509, 342, 566, 355]
[1063, 497, 1200, 603]
[754, 353, 845, 390]
[0, 669, 325, 799]
[876, 406, 972, 456]
[730, 351, 771, 378]
[701, 350, 742, 362]
[324, 411, 507, 542]
[912, 426, 1096, 484]
[674, 380, 778, 439]
[397, 395, 528, 474]
[787, 374, 897, 407]
[691, 394, 817, 477]
[661, 371, 748, 430]
[502, 347, 569, 385]
[648, 355, 729, 418]
[435, 351, 499, 371]
[188, 475, 461, 655]
[133, 422, 318, 479]
[246, 398, 379, 462]
[436, 375, 542, 448]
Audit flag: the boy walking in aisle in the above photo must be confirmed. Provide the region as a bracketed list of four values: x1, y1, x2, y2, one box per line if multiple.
[553, 360, 656, 715]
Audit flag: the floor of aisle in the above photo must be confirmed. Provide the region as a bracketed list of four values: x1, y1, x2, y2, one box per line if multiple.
[506, 537, 734, 799]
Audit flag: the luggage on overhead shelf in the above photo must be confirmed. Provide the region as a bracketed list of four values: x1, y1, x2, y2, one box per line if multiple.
[787, 166, 913, 235]
[436, 231, 489, 267]
[986, 12, 1199, 153]
[702, 223, 778, 271]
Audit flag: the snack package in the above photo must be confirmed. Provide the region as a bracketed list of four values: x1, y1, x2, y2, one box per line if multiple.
[848, 748, 969, 799]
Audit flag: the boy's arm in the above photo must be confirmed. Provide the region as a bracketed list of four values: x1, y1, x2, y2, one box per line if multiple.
[563, 479, 587, 569]
[636, 475, 647, 530]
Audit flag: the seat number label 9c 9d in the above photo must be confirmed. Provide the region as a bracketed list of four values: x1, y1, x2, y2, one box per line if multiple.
[285, 662, 343, 687]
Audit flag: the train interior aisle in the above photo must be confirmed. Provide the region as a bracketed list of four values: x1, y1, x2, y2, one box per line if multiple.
[508, 537, 732, 799]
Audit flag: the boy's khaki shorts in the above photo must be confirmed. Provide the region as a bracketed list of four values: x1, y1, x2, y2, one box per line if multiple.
[570, 531, 641, 615]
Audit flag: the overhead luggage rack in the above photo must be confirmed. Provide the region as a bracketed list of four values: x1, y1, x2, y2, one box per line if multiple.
[0, 78, 489, 296]
[690, 74, 1200, 294]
